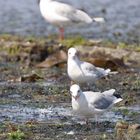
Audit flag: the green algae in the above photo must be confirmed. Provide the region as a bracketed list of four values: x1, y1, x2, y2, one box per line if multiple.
[61, 36, 91, 48]
[8, 129, 25, 140]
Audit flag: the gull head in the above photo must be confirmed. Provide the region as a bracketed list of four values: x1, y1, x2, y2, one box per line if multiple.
[70, 84, 82, 100]
[68, 48, 78, 59]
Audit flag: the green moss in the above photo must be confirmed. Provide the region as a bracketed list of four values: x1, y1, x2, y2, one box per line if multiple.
[130, 111, 140, 116]
[135, 47, 140, 52]
[120, 108, 129, 115]
[8, 45, 21, 56]
[0, 34, 20, 41]
[8, 129, 25, 140]
[118, 108, 140, 117]
[25, 35, 37, 43]
[1, 34, 140, 51]
[0, 44, 21, 57]
[61, 36, 89, 48]
[100, 40, 140, 51]
[117, 42, 140, 51]
[117, 42, 128, 49]
[131, 79, 140, 90]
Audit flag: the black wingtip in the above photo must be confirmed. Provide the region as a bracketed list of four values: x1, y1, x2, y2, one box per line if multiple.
[113, 93, 122, 99]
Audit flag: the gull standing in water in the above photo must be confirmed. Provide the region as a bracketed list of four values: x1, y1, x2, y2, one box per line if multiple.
[67, 47, 110, 85]
[70, 84, 123, 123]
[39, 0, 104, 40]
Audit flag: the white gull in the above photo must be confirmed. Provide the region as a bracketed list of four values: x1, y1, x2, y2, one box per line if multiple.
[39, 0, 104, 40]
[67, 47, 110, 85]
[70, 84, 123, 120]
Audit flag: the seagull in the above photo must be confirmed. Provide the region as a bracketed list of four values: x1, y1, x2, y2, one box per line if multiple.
[39, 0, 104, 40]
[67, 47, 111, 85]
[70, 84, 123, 122]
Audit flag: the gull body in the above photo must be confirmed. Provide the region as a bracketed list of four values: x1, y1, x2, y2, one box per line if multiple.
[39, 0, 104, 40]
[67, 48, 110, 84]
[70, 84, 123, 118]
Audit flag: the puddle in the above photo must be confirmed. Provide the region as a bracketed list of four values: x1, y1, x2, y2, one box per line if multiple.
[0, 60, 140, 139]
[0, 104, 72, 124]
[0, 79, 139, 139]
[0, 78, 139, 125]
[0, 104, 139, 124]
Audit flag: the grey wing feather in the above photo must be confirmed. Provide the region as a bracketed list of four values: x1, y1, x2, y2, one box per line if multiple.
[102, 89, 119, 103]
[54, 2, 76, 17]
[93, 97, 112, 110]
[80, 61, 105, 77]
[55, 3, 83, 23]
[54, 2, 92, 23]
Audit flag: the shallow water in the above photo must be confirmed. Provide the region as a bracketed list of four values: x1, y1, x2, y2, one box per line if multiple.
[0, 0, 140, 42]
[0, 61, 140, 126]
[0, 79, 139, 125]
[0, 101, 139, 124]
[0, 61, 140, 139]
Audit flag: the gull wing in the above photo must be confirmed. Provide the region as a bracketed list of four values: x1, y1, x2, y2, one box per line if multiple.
[102, 89, 116, 96]
[80, 61, 106, 78]
[84, 91, 112, 110]
[53, 1, 92, 23]
[93, 96, 112, 110]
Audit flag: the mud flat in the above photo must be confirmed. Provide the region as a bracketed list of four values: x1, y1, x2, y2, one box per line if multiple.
[0, 35, 140, 139]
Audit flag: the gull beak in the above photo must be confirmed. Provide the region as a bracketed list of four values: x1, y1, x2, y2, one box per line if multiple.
[73, 51, 79, 59]
[76, 51, 80, 57]
[75, 51, 79, 56]
[72, 95, 80, 100]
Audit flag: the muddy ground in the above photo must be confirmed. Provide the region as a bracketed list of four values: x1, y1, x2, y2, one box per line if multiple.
[0, 35, 140, 140]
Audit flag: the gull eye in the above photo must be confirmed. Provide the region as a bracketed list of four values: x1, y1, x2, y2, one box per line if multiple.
[77, 90, 80, 93]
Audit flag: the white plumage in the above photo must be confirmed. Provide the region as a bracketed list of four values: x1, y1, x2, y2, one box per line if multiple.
[67, 47, 110, 84]
[39, 0, 104, 39]
[70, 84, 123, 118]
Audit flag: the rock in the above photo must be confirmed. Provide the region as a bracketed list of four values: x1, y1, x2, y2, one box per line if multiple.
[36, 50, 67, 68]
[115, 121, 129, 130]
[76, 45, 140, 70]
[115, 121, 140, 140]
[87, 58, 127, 71]
[128, 124, 140, 134]
[8, 72, 44, 82]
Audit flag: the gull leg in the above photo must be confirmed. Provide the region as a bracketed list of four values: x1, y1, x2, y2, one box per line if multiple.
[87, 83, 91, 90]
[85, 118, 93, 130]
[95, 115, 99, 130]
[94, 115, 99, 132]
[59, 27, 64, 40]
[95, 115, 99, 126]
[85, 118, 89, 125]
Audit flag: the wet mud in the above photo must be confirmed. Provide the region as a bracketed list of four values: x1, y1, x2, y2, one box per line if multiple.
[0, 35, 140, 139]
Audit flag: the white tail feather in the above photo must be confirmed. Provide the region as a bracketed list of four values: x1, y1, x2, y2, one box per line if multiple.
[102, 89, 116, 96]
[104, 68, 111, 76]
[105, 69, 111, 73]
[93, 17, 105, 23]
[113, 98, 123, 104]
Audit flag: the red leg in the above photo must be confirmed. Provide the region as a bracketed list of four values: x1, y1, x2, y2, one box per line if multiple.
[59, 27, 64, 40]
